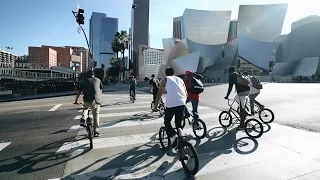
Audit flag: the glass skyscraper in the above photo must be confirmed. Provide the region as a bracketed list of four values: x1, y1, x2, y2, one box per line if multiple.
[90, 12, 118, 69]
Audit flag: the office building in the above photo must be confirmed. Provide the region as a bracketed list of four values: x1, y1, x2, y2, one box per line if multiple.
[90, 12, 118, 68]
[131, 0, 150, 76]
[0, 49, 19, 68]
[28, 46, 57, 69]
[173, 16, 182, 39]
[143, 48, 165, 65]
[291, 15, 320, 30]
[66, 46, 89, 72]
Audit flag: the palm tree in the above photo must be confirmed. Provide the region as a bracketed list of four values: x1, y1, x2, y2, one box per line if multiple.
[109, 56, 118, 67]
[111, 32, 121, 59]
[119, 30, 131, 60]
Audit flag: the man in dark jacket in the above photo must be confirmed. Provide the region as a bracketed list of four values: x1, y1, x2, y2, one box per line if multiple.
[224, 66, 250, 130]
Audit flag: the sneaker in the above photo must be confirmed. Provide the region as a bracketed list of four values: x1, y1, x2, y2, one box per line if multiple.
[236, 125, 245, 131]
[170, 135, 178, 148]
[94, 131, 100, 137]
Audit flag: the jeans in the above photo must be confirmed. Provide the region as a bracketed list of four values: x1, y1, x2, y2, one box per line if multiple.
[184, 99, 199, 118]
[234, 91, 249, 127]
[82, 101, 101, 132]
[248, 93, 263, 114]
[152, 91, 158, 102]
[130, 88, 136, 98]
[164, 105, 184, 138]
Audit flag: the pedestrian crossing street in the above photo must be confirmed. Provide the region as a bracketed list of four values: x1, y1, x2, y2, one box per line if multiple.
[49, 92, 245, 179]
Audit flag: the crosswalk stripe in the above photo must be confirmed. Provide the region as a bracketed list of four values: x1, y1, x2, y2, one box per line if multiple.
[0, 142, 11, 151]
[74, 110, 150, 119]
[57, 124, 218, 153]
[77, 104, 211, 112]
[67, 112, 220, 132]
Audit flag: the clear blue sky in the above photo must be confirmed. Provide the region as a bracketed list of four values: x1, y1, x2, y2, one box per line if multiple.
[0, 0, 317, 56]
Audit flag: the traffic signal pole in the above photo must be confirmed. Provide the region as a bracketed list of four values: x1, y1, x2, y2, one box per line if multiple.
[72, 8, 95, 70]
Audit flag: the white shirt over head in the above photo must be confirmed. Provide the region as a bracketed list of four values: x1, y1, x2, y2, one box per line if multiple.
[164, 76, 187, 108]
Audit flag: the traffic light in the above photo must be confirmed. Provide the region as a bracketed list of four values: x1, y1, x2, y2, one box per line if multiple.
[93, 61, 97, 67]
[76, 8, 84, 25]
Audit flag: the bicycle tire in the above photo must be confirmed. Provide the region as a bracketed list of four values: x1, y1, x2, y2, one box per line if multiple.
[218, 111, 232, 128]
[259, 108, 274, 124]
[244, 118, 263, 138]
[159, 126, 170, 151]
[192, 119, 207, 139]
[159, 103, 165, 116]
[180, 141, 199, 175]
[87, 124, 93, 149]
[181, 118, 186, 129]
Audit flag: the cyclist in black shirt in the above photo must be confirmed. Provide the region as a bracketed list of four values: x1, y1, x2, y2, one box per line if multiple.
[224, 66, 250, 130]
[149, 74, 159, 102]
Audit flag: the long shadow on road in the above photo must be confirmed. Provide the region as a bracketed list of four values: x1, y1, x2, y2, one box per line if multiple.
[60, 125, 263, 179]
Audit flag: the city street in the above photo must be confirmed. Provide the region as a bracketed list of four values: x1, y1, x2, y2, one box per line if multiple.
[0, 83, 320, 179]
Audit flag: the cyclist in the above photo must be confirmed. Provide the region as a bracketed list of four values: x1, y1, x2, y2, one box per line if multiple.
[183, 70, 203, 119]
[149, 74, 160, 102]
[74, 70, 102, 137]
[242, 71, 264, 115]
[128, 74, 136, 100]
[153, 67, 188, 148]
[224, 66, 250, 130]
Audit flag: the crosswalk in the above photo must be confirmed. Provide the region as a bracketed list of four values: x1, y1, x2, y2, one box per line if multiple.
[50, 91, 238, 179]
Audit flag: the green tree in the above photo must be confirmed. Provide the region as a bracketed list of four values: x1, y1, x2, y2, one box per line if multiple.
[109, 56, 118, 67]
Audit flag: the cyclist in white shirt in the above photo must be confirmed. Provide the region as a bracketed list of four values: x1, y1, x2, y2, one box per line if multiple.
[243, 71, 264, 115]
[153, 67, 188, 148]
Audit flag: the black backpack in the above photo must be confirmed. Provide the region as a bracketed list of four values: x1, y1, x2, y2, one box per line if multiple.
[190, 75, 204, 94]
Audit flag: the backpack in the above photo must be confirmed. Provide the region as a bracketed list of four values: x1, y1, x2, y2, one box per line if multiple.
[251, 76, 263, 89]
[190, 75, 204, 94]
[236, 73, 250, 86]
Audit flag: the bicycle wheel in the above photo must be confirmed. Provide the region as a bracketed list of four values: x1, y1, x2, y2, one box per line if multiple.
[159, 126, 170, 151]
[259, 108, 274, 124]
[87, 124, 94, 149]
[192, 119, 207, 139]
[219, 111, 232, 128]
[159, 103, 165, 117]
[181, 118, 186, 129]
[244, 118, 263, 138]
[179, 141, 199, 175]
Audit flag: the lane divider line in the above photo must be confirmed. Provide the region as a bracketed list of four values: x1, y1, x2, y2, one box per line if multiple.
[49, 104, 63, 111]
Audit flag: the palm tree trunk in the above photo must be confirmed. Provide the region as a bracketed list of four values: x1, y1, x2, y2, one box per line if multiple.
[122, 51, 125, 84]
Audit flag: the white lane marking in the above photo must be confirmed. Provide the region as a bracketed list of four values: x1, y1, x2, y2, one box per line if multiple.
[77, 101, 153, 112]
[0, 142, 11, 151]
[48, 104, 62, 111]
[57, 124, 220, 153]
[68, 112, 220, 133]
[78, 104, 211, 112]
[74, 111, 150, 119]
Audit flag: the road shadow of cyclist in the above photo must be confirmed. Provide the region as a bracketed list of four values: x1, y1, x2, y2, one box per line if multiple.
[0, 136, 89, 176]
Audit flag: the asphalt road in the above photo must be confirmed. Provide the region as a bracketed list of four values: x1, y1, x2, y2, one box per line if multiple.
[201, 83, 320, 132]
[0, 83, 320, 179]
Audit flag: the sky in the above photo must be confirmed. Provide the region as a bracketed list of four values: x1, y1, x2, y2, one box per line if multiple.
[0, 0, 319, 56]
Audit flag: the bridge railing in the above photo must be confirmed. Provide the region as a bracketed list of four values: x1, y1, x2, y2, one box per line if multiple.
[0, 69, 76, 79]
